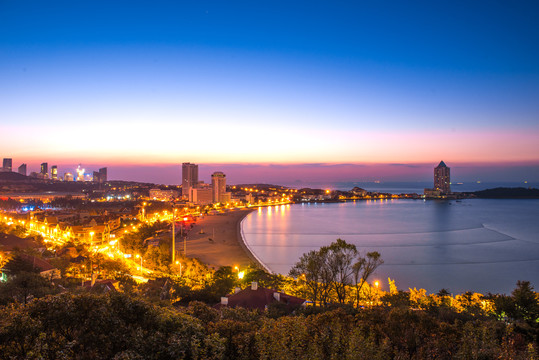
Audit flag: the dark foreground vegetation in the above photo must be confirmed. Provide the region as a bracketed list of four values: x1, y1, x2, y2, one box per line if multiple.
[0, 286, 537, 360]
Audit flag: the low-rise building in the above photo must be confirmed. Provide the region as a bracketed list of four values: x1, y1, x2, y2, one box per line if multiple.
[216, 282, 306, 311]
[149, 188, 180, 201]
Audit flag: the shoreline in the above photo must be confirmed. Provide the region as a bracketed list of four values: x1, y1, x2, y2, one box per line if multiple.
[184, 208, 265, 270]
[237, 214, 272, 273]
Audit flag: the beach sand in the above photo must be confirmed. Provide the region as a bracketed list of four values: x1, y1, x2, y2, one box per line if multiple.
[181, 209, 260, 270]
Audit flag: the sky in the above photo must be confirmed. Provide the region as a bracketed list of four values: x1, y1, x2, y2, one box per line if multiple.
[1, 1, 538, 184]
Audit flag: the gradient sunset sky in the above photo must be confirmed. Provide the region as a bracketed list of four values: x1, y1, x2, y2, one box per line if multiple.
[1, 1, 538, 184]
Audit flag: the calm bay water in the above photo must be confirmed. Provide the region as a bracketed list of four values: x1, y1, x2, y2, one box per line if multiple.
[241, 199, 539, 294]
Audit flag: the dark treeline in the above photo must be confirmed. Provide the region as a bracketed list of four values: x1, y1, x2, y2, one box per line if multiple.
[472, 187, 539, 199]
[0, 291, 537, 360]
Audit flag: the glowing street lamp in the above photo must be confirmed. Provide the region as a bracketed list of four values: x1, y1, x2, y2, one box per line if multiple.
[175, 260, 182, 277]
[135, 254, 143, 276]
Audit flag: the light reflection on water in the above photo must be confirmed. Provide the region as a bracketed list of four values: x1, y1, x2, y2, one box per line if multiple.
[242, 199, 539, 294]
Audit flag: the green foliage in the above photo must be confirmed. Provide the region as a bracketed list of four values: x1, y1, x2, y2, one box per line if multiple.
[512, 280, 539, 323]
[0, 292, 225, 359]
[0, 290, 537, 359]
[380, 290, 411, 309]
[0, 271, 56, 305]
[4, 254, 39, 275]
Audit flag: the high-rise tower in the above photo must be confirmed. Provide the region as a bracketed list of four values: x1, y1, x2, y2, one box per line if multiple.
[40, 163, 49, 179]
[51, 165, 58, 180]
[182, 162, 198, 197]
[434, 161, 451, 194]
[211, 171, 226, 204]
[2, 158, 12, 172]
[18, 163, 27, 176]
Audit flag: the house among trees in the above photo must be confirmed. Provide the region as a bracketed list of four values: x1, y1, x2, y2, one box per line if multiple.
[18, 254, 61, 280]
[216, 281, 306, 311]
[82, 278, 119, 293]
[0, 233, 40, 253]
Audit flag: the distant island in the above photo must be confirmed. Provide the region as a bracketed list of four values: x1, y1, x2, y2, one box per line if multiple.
[471, 187, 539, 199]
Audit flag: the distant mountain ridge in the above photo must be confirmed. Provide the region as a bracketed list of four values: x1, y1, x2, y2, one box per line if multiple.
[472, 187, 539, 199]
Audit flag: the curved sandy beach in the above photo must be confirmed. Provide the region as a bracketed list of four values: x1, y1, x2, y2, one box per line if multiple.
[184, 209, 262, 270]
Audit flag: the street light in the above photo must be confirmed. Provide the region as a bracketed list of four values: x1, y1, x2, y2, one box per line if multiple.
[171, 203, 176, 263]
[175, 260, 182, 277]
[374, 280, 380, 305]
[135, 254, 143, 276]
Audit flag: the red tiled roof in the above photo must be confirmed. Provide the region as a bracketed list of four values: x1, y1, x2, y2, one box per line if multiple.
[0, 233, 39, 251]
[19, 254, 56, 272]
[220, 286, 306, 311]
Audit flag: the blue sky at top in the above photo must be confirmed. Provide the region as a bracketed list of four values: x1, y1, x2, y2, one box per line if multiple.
[0, 1, 538, 182]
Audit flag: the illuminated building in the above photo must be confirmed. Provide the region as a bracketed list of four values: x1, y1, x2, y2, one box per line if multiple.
[64, 172, 74, 181]
[211, 171, 227, 204]
[149, 188, 180, 201]
[40, 163, 48, 179]
[2, 158, 12, 172]
[51, 165, 58, 180]
[182, 162, 198, 197]
[18, 163, 27, 176]
[76, 164, 85, 181]
[434, 161, 451, 194]
[189, 186, 213, 205]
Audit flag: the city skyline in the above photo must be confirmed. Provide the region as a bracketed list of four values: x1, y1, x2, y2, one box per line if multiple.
[1, 2, 538, 183]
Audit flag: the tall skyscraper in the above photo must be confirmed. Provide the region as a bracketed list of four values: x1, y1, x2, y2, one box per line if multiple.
[211, 171, 226, 204]
[18, 163, 27, 176]
[51, 165, 58, 180]
[434, 161, 451, 194]
[40, 162, 48, 179]
[2, 158, 12, 171]
[99, 167, 107, 182]
[182, 162, 198, 197]
[93, 167, 107, 183]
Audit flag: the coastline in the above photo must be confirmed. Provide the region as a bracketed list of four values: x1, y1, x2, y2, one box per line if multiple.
[185, 208, 265, 270]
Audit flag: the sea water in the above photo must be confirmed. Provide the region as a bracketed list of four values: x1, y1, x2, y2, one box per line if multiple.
[241, 199, 539, 294]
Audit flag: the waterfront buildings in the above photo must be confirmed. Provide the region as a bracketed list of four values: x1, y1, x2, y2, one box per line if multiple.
[93, 167, 108, 183]
[434, 161, 451, 194]
[212, 171, 230, 204]
[51, 165, 58, 180]
[182, 162, 198, 198]
[40, 163, 48, 179]
[18, 164, 26, 176]
[149, 188, 180, 201]
[2, 158, 12, 172]
[189, 185, 213, 205]
[76, 165, 85, 181]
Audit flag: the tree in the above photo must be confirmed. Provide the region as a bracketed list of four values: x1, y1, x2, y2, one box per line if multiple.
[291, 239, 383, 306]
[3, 254, 39, 275]
[352, 251, 383, 307]
[0, 271, 54, 304]
[322, 239, 358, 304]
[511, 280, 539, 323]
[289, 249, 326, 305]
